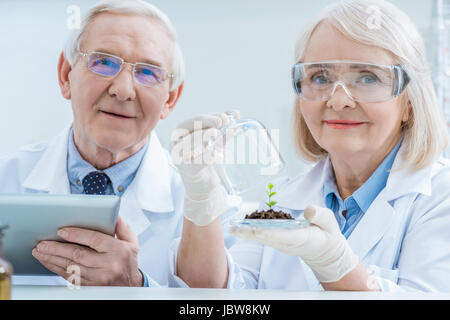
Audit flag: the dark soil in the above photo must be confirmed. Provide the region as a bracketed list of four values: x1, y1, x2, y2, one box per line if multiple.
[245, 209, 293, 219]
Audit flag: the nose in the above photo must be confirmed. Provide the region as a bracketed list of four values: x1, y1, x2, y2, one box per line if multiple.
[326, 82, 357, 111]
[108, 63, 137, 102]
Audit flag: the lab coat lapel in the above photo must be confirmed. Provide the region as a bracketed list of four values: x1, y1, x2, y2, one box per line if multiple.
[347, 145, 433, 261]
[346, 190, 395, 260]
[275, 157, 330, 210]
[118, 131, 175, 237]
[22, 124, 72, 194]
[275, 144, 434, 263]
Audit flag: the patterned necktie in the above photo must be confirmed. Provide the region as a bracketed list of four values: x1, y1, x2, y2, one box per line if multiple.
[82, 171, 111, 195]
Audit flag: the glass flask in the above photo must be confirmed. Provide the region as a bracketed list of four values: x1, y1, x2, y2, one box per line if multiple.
[209, 111, 286, 195]
[0, 223, 13, 300]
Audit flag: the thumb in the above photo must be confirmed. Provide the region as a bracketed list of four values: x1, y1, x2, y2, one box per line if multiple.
[115, 216, 138, 246]
[304, 205, 339, 234]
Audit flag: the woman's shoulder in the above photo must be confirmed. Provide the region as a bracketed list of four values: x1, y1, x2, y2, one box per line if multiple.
[408, 156, 450, 220]
[429, 156, 450, 187]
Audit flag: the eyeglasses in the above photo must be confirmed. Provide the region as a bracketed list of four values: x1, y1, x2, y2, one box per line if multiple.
[79, 51, 174, 87]
[292, 60, 410, 103]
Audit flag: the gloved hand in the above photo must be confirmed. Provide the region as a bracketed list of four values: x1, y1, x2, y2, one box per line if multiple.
[170, 110, 240, 226]
[230, 205, 360, 283]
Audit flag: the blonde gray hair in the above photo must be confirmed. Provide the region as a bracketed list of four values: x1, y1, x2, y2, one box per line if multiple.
[293, 0, 448, 170]
[63, 0, 184, 91]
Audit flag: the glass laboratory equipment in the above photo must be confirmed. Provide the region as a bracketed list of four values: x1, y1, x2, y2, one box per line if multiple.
[0, 223, 13, 300]
[209, 111, 285, 195]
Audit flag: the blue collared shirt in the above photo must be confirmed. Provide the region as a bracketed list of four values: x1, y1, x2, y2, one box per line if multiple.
[67, 128, 149, 196]
[66, 127, 151, 286]
[323, 140, 402, 239]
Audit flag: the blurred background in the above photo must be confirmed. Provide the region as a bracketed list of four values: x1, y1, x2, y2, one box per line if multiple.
[0, 0, 448, 201]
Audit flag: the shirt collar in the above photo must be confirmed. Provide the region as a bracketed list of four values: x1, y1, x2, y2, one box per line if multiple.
[67, 127, 149, 195]
[323, 139, 402, 213]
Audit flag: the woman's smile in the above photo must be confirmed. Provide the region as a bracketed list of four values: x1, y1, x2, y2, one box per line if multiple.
[323, 119, 367, 129]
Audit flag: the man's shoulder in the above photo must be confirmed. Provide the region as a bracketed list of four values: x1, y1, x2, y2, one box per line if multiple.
[0, 141, 50, 190]
[0, 140, 49, 165]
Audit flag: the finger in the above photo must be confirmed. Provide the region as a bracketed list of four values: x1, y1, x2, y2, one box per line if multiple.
[58, 227, 114, 253]
[304, 205, 339, 234]
[36, 260, 99, 286]
[173, 127, 221, 164]
[228, 109, 240, 121]
[32, 248, 91, 275]
[35, 259, 70, 278]
[35, 240, 105, 268]
[115, 216, 138, 247]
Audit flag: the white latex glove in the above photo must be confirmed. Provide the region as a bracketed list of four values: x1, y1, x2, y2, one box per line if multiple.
[229, 205, 359, 283]
[170, 110, 240, 226]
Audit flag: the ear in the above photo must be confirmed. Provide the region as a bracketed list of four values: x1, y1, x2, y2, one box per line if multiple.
[58, 51, 72, 100]
[402, 100, 412, 123]
[160, 81, 184, 120]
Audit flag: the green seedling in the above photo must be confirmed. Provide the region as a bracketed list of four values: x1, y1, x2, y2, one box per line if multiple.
[265, 183, 278, 209]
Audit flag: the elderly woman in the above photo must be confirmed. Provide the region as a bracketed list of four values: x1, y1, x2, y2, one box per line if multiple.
[169, 0, 450, 291]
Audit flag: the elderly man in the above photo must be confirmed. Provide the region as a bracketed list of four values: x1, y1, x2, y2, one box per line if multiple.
[0, 0, 239, 287]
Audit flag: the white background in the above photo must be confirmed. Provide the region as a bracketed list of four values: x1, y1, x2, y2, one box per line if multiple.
[0, 0, 437, 200]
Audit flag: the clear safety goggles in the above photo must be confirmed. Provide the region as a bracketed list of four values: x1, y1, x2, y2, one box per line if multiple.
[292, 60, 410, 103]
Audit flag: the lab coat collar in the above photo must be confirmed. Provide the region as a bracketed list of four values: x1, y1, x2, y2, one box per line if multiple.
[22, 124, 174, 213]
[384, 142, 433, 201]
[125, 130, 174, 214]
[275, 141, 433, 211]
[275, 141, 435, 262]
[275, 157, 330, 210]
[22, 124, 72, 194]
[104, 130, 175, 236]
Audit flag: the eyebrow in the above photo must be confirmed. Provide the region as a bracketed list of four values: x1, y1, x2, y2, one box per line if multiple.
[94, 48, 164, 67]
[304, 63, 387, 72]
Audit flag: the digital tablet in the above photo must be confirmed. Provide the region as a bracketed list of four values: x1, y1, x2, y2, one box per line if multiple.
[0, 193, 120, 275]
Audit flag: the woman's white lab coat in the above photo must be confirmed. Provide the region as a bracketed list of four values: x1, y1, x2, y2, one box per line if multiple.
[227, 144, 450, 292]
[170, 143, 450, 292]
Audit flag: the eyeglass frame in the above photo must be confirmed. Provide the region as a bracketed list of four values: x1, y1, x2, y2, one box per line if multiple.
[291, 60, 410, 103]
[78, 51, 175, 87]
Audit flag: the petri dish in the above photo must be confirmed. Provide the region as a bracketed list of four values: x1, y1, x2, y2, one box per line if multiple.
[230, 218, 310, 229]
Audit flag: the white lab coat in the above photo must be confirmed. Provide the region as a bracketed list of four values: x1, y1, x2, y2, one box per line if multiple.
[169, 143, 450, 292]
[0, 124, 240, 286]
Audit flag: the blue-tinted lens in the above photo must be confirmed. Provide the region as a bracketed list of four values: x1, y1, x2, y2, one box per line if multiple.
[88, 53, 122, 76]
[134, 64, 167, 87]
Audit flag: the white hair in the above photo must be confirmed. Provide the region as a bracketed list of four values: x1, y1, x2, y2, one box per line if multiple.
[63, 0, 184, 91]
[292, 0, 449, 170]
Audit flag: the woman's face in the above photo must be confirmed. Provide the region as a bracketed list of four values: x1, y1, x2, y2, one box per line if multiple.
[300, 21, 410, 162]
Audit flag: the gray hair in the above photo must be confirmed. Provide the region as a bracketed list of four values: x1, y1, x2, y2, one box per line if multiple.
[292, 0, 449, 170]
[63, 0, 184, 91]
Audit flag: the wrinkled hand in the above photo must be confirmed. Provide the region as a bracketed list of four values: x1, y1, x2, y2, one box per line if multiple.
[32, 216, 143, 286]
[230, 205, 359, 283]
[170, 110, 240, 226]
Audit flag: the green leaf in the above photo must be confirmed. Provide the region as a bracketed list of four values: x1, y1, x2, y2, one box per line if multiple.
[268, 183, 274, 190]
[268, 201, 277, 207]
[269, 191, 276, 197]
[265, 201, 271, 207]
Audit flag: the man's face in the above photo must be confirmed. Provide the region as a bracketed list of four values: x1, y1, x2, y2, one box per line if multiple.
[67, 13, 177, 154]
